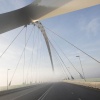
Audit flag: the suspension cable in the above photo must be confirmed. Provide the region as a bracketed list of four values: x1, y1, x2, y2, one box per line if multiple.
[0, 26, 25, 58]
[25, 25, 37, 84]
[44, 26, 100, 64]
[30, 25, 36, 83]
[35, 27, 39, 83]
[9, 25, 34, 86]
[23, 26, 27, 84]
[28, 25, 36, 84]
[52, 48, 70, 80]
[47, 32, 85, 80]
[36, 28, 41, 83]
[48, 39, 74, 79]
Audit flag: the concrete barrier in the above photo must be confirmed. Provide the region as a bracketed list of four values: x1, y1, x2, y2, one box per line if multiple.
[0, 84, 38, 96]
[64, 80, 100, 89]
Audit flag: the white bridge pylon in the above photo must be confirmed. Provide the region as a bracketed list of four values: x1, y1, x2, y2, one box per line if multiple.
[33, 21, 54, 71]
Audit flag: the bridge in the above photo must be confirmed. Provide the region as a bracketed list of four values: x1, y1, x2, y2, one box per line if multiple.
[0, 0, 100, 100]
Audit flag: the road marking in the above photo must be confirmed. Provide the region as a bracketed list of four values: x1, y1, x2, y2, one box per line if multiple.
[11, 88, 39, 100]
[38, 85, 53, 100]
[78, 98, 82, 100]
[11, 85, 48, 100]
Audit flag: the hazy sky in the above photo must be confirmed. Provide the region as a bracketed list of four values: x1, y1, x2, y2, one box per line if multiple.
[0, 1, 100, 86]
[41, 4, 100, 79]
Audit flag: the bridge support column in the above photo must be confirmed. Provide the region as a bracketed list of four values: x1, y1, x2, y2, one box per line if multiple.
[32, 21, 54, 71]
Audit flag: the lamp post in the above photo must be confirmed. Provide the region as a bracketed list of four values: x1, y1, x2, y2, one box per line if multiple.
[76, 56, 86, 81]
[7, 69, 10, 90]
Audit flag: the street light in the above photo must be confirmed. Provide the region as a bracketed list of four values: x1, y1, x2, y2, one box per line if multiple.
[7, 69, 10, 90]
[76, 56, 86, 81]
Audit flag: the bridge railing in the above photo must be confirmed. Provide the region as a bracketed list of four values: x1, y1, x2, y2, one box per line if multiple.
[0, 83, 37, 92]
[64, 78, 100, 89]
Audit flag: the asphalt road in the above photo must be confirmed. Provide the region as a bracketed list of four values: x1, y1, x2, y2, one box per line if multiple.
[0, 82, 100, 100]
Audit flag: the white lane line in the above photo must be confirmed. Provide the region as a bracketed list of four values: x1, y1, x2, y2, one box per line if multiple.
[11, 86, 47, 100]
[38, 85, 53, 100]
[78, 98, 82, 100]
[11, 88, 39, 100]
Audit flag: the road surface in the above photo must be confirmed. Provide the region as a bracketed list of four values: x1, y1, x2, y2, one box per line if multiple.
[0, 82, 100, 100]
